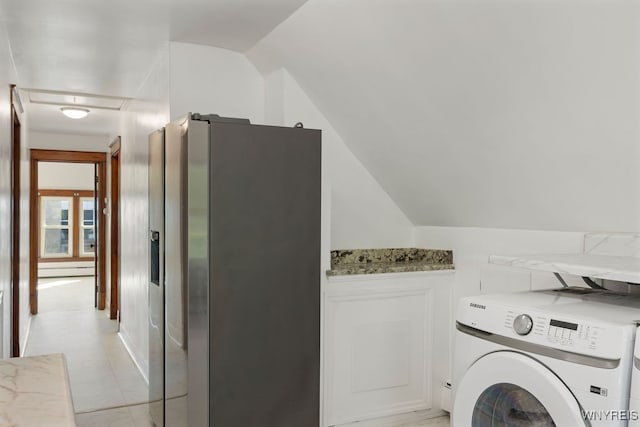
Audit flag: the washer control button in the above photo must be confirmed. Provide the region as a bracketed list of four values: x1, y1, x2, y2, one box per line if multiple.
[513, 314, 533, 335]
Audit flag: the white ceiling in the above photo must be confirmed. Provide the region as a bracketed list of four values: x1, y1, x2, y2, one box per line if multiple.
[0, 0, 308, 134]
[25, 102, 122, 136]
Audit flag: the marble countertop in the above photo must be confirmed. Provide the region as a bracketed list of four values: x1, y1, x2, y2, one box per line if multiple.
[327, 248, 454, 276]
[489, 253, 640, 284]
[0, 353, 76, 426]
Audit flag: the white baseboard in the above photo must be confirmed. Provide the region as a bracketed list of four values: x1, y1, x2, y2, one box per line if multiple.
[21, 315, 33, 357]
[332, 409, 447, 427]
[117, 331, 149, 385]
[38, 268, 95, 278]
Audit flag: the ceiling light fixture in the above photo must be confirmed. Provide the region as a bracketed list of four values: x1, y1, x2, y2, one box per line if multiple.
[61, 106, 90, 119]
[61, 96, 90, 119]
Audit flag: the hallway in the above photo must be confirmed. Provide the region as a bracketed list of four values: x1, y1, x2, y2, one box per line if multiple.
[23, 277, 149, 425]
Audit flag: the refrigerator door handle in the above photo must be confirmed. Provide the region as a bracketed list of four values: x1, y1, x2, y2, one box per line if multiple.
[150, 230, 160, 286]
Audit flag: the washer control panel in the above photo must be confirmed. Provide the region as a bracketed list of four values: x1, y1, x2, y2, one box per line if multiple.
[505, 310, 603, 351]
[547, 319, 579, 345]
[459, 294, 635, 360]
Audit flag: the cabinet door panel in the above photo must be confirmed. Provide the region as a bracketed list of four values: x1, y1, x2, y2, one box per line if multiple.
[351, 318, 411, 392]
[326, 289, 432, 425]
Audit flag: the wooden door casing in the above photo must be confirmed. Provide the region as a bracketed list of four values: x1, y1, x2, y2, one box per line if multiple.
[109, 137, 121, 320]
[29, 150, 108, 314]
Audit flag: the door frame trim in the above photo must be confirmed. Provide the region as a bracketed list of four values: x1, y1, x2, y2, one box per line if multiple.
[29, 149, 108, 314]
[10, 84, 21, 357]
[109, 137, 121, 320]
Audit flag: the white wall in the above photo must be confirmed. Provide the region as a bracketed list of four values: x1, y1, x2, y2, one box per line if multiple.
[18, 115, 29, 356]
[117, 47, 170, 380]
[170, 42, 264, 124]
[265, 69, 414, 250]
[0, 24, 29, 359]
[38, 162, 94, 190]
[0, 23, 19, 358]
[28, 131, 111, 152]
[248, 0, 640, 233]
[0, 25, 12, 359]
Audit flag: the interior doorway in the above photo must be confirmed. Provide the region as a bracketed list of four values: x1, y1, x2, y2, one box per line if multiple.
[109, 137, 121, 321]
[37, 184, 95, 263]
[10, 85, 21, 357]
[29, 150, 107, 315]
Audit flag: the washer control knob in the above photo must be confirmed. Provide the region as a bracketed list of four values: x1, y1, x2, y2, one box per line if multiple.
[513, 314, 533, 335]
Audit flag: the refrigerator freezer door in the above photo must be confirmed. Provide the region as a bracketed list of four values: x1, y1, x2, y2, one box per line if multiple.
[157, 113, 321, 427]
[148, 129, 165, 427]
[206, 122, 321, 426]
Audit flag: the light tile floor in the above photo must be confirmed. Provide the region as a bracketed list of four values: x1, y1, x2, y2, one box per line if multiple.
[401, 415, 450, 426]
[24, 276, 151, 426]
[75, 403, 151, 427]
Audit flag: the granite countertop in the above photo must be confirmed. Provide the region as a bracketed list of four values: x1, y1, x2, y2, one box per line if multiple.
[327, 248, 454, 276]
[0, 353, 76, 426]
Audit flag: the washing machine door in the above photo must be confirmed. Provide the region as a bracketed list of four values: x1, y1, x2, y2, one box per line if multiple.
[454, 351, 586, 426]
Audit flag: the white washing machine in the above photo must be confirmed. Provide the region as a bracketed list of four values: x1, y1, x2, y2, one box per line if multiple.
[630, 327, 640, 426]
[453, 288, 640, 426]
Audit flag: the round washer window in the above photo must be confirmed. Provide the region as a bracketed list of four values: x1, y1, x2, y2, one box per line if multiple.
[472, 382, 556, 426]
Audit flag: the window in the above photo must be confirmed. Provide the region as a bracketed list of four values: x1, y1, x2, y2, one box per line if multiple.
[41, 197, 73, 258]
[38, 190, 96, 261]
[80, 197, 96, 257]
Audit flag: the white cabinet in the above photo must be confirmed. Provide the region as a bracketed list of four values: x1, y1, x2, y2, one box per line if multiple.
[323, 271, 453, 426]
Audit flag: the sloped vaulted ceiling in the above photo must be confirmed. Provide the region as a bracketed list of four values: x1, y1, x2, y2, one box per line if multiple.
[249, 0, 640, 232]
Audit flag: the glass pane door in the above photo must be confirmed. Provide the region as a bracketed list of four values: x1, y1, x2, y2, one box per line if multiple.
[41, 196, 73, 258]
[79, 197, 96, 257]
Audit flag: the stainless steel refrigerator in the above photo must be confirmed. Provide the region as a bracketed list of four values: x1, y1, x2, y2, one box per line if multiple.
[148, 114, 321, 427]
